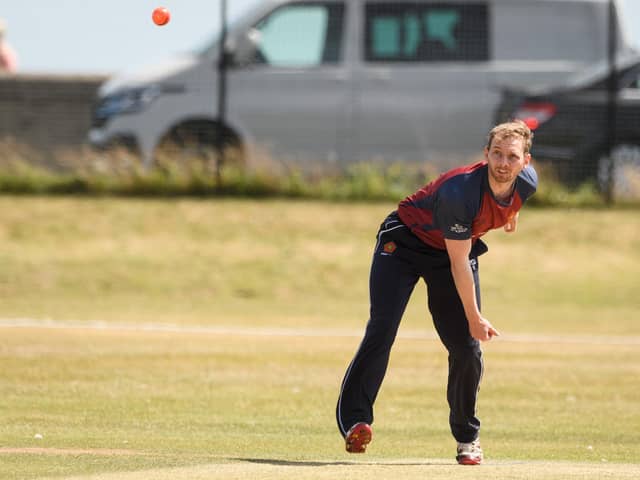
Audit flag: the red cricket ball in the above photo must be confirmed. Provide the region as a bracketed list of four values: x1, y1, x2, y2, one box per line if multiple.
[152, 7, 171, 26]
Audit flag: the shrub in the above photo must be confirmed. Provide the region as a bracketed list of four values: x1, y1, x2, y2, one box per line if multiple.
[0, 139, 635, 207]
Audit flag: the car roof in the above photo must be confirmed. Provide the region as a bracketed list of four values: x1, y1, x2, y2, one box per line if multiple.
[563, 52, 640, 88]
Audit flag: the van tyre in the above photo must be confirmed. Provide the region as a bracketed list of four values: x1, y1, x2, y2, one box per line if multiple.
[155, 120, 244, 174]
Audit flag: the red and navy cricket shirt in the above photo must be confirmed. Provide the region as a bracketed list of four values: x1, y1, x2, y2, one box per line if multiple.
[397, 161, 537, 250]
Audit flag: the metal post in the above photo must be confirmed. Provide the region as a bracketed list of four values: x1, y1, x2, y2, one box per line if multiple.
[216, 0, 228, 186]
[605, 0, 618, 204]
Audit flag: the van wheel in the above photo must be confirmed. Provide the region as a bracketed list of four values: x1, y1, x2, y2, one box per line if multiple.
[155, 121, 245, 173]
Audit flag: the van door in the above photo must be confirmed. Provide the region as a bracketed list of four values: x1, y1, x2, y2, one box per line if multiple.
[227, 2, 350, 165]
[353, 2, 492, 168]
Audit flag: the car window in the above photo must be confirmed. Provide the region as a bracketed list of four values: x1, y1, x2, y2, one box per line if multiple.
[253, 3, 344, 67]
[589, 64, 640, 91]
[621, 66, 640, 90]
[364, 2, 489, 62]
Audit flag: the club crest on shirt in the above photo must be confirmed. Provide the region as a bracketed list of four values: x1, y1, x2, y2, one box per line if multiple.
[450, 224, 468, 234]
[383, 241, 397, 254]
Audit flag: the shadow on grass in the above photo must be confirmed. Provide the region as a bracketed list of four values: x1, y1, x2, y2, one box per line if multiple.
[234, 457, 447, 467]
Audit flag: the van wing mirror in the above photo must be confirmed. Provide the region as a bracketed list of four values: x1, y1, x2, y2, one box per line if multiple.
[226, 28, 263, 67]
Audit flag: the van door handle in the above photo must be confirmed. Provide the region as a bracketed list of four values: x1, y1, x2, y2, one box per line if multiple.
[370, 70, 391, 83]
[334, 71, 348, 82]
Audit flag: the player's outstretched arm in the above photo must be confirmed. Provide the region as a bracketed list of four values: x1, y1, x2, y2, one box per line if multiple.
[445, 238, 500, 342]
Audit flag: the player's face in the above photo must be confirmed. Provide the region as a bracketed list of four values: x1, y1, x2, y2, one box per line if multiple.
[485, 136, 531, 185]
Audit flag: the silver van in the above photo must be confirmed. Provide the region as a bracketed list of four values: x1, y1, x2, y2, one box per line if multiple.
[88, 0, 635, 170]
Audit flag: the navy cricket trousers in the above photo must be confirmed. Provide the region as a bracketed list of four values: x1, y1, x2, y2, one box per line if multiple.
[336, 212, 486, 443]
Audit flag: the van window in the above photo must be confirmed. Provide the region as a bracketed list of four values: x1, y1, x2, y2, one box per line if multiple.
[254, 3, 345, 67]
[364, 3, 488, 62]
[493, 2, 601, 62]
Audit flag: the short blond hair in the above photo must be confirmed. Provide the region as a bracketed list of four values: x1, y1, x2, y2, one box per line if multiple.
[486, 120, 533, 154]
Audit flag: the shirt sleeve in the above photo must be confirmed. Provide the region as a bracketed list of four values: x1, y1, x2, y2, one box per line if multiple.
[433, 181, 473, 241]
[516, 165, 538, 202]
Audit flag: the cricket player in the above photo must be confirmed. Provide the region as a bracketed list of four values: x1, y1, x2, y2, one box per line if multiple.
[336, 120, 537, 465]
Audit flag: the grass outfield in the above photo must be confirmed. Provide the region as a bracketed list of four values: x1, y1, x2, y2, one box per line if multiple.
[0, 196, 639, 478]
[1, 327, 638, 479]
[0, 196, 637, 335]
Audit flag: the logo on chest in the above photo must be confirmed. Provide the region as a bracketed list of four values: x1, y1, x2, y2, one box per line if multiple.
[450, 224, 469, 234]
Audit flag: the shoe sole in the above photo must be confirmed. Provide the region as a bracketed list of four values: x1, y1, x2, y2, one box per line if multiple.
[456, 455, 483, 465]
[345, 423, 372, 453]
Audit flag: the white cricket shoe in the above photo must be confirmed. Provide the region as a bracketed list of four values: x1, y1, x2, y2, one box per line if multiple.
[456, 438, 483, 465]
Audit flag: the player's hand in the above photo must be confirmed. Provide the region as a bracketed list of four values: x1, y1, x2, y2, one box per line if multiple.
[469, 316, 500, 342]
[504, 212, 519, 233]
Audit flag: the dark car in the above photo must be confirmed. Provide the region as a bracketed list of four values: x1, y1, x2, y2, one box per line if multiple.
[495, 56, 640, 192]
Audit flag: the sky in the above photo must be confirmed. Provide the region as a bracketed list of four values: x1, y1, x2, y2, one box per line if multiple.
[2, 0, 640, 76]
[1, 0, 262, 75]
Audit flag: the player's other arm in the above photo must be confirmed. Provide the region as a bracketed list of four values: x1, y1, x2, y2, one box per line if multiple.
[444, 238, 500, 342]
[504, 166, 538, 234]
[504, 212, 519, 233]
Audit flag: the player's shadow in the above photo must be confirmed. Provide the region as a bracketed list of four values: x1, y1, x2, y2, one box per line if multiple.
[234, 457, 444, 467]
